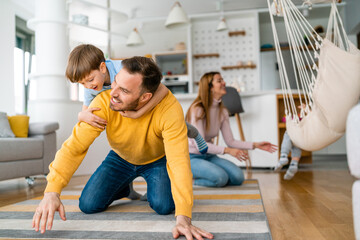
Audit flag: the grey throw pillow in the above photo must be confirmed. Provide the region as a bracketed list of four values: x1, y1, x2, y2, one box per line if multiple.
[0, 112, 15, 138]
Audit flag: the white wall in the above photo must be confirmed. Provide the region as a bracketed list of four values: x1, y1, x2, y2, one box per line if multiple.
[0, 0, 15, 115]
[345, 0, 360, 34]
[111, 23, 188, 58]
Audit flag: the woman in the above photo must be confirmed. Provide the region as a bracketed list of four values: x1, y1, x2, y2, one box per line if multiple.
[186, 72, 277, 187]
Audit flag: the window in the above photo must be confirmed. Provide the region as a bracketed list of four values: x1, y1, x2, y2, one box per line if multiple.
[14, 16, 35, 114]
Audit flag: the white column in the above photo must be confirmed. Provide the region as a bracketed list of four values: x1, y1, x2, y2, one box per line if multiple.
[0, 0, 15, 114]
[27, 0, 82, 148]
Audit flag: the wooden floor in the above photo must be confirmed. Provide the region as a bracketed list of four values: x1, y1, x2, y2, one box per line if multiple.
[0, 168, 356, 240]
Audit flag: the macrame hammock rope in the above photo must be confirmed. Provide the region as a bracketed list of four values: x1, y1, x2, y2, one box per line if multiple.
[267, 0, 360, 151]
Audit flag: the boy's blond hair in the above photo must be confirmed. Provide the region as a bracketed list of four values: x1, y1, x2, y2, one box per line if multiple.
[65, 44, 105, 83]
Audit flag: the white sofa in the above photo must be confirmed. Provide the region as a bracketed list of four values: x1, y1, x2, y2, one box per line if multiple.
[346, 103, 360, 240]
[0, 122, 59, 184]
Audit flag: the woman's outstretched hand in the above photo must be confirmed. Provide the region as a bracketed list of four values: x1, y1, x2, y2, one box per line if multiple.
[253, 142, 277, 153]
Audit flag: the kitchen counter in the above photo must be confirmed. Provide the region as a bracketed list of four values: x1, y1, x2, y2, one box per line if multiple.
[176, 90, 280, 168]
[174, 89, 305, 100]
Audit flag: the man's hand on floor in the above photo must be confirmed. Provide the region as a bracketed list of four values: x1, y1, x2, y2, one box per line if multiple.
[32, 192, 66, 234]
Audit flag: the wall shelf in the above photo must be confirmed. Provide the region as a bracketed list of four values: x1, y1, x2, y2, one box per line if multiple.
[260, 44, 316, 52]
[228, 30, 246, 37]
[221, 64, 256, 70]
[193, 53, 220, 59]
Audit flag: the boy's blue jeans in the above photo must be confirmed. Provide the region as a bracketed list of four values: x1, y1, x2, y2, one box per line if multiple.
[190, 153, 244, 187]
[79, 150, 174, 215]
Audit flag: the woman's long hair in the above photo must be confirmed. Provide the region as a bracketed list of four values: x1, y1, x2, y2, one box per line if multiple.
[185, 72, 225, 132]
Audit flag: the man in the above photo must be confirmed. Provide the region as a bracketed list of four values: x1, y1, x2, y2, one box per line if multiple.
[32, 56, 213, 240]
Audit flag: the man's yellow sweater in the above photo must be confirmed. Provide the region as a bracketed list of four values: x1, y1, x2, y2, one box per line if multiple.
[45, 90, 193, 218]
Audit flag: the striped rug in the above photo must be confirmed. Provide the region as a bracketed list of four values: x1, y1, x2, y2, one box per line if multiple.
[0, 179, 271, 239]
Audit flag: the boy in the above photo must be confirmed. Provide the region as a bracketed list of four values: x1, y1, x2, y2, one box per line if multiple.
[274, 131, 302, 180]
[65, 45, 208, 198]
[274, 104, 306, 180]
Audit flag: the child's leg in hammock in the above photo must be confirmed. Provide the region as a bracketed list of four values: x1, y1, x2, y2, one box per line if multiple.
[140, 123, 207, 202]
[274, 131, 291, 172]
[284, 145, 301, 180]
[186, 122, 208, 154]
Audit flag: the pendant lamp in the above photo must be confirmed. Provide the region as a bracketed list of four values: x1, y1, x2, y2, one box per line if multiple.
[126, 28, 144, 46]
[216, 18, 228, 31]
[165, 1, 189, 28]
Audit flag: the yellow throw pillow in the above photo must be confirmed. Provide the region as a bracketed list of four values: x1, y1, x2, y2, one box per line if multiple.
[8, 115, 30, 138]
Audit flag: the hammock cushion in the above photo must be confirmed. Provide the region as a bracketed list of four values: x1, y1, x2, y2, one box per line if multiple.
[287, 39, 360, 151]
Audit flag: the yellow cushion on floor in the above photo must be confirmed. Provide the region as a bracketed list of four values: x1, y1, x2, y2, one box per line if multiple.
[8, 115, 30, 137]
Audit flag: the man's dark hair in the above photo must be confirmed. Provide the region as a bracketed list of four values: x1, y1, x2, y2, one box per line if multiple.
[121, 56, 162, 95]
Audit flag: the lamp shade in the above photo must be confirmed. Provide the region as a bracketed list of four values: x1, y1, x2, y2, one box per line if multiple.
[216, 18, 228, 31]
[126, 28, 144, 46]
[165, 2, 189, 28]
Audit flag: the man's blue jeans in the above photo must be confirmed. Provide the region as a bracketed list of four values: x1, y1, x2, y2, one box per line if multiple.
[79, 150, 175, 215]
[190, 153, 244, 187]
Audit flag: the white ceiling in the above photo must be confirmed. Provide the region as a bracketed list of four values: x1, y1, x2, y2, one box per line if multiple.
[96, 0, 306, 19]
[11, 0, 345, 35]
[13, 0, 312, 20]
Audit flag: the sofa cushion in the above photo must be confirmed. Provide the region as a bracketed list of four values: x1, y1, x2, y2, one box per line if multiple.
[8, 115, 30, 138]
[0, 138, 43, 162]
[0, 112, 15, 138]
[29, 122, 59, 135]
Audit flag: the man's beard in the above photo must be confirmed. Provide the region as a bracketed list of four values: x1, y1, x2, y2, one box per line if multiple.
[110, 97, 140, 112]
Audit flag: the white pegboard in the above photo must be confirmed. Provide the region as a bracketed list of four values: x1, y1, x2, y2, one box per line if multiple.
[192, 14, 260, 92]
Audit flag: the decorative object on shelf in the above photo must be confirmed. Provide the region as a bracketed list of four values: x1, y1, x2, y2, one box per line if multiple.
[174, 42, 186, 51]
[228, 30, 246, 37]
[126, 28, 144, 46]
[303, 0, 342, 9]
[247, 60, 254, 67]
[261, 43, 274, 50]
[72, 14, 89, 25]
[165, 1, 189, 28]
[193, 53, 220, 59]
[229, 79, 244, 92]
[216, 18, 228, 31]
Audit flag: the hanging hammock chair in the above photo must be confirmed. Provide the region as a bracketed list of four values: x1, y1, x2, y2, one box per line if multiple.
[267, 0, 360, 151]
